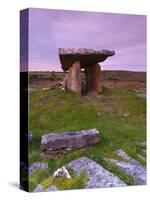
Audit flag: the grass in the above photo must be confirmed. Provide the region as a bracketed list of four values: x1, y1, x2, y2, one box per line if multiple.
[29, 169, 50, 192]
[41, 170, 88, 190]
[29, 87, 146, 190]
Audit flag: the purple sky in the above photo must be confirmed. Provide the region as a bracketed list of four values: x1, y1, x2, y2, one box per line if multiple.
[28, 8, 146, 72]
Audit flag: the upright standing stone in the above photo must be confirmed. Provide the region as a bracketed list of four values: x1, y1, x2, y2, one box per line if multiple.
[67, 61, 81, 94]
[85, 63, 102, 94]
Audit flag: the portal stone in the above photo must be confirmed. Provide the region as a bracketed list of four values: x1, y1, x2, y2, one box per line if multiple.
[85, 63, 102, 94]
[67, 61, 81, 94]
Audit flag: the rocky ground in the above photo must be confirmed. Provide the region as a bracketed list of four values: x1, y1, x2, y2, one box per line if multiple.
[27, 70, 146, 192]
[30, 146, 146, 192]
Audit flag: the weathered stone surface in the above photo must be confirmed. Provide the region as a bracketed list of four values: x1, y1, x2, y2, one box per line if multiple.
[85, 63, 102, 94]
[106, 149, 146, 185]
[33, 184, 58, 192]
[59, 48, 115, 70]
[29, 162, 49, 175]
[33, 184, 44, 192]
[67, 61, 81, 94]
[53, 166, 71, 179]
[45, 185, 58, 192]
[66, 157, 126, 188]
[41, 129, 100, 154]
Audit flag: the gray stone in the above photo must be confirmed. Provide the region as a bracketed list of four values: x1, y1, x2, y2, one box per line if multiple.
[41, 129, 100, 155]
[67, 157, 126, 189]
[123, 112, 129, 117]
[53, 166, 71, 179]
[96, 95, 109, 101]
[33, 184, 44, 192]
[45, 185, 58, 192]
[107, 149, 146, 185]
[29, 162, 49, 175]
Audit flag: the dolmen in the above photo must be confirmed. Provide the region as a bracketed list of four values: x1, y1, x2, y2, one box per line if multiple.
[41, 129, 100, 155]
[59, 48, 115, 95]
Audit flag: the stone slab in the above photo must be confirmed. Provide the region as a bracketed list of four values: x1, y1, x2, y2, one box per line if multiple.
[67, 157, 126, 188]
[107, 149, 146, 185]
[41, 129, 100, 154]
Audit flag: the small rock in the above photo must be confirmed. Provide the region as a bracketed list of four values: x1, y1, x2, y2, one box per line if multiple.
[105, 105, 113, 111]
[53, 166, 71, 179]
[33, 184, 44, 192]
[97, 95, 109, 101]
[29, 162, 49, 175]
[123, 112, 129, 117]
[43, 88, 50, 91]
[45, 185, 58, 192]
[97, 112, 101, 116]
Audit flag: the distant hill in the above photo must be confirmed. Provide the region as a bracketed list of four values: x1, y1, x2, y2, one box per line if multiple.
[102, 70, 146, 82]
[28, 70, 146, 82]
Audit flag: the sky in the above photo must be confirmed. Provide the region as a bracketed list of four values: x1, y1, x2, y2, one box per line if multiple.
[28, 8, 146, 72]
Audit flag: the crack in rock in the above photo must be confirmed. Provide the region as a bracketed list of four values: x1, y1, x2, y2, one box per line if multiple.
[106, 149, 146, 185]
[66, 157, 126, 189]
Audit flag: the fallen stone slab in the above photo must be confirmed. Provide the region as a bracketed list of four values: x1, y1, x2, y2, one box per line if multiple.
[106, 149, 146, 185]
[41, 129, 100, 154]
[29, 162, 49, 175]
[59, 48, 115, 70]
[66, 157, 126, 188]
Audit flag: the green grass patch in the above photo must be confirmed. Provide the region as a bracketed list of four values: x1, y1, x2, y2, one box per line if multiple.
[29, 169, 50, 192]
[41, 170, 88, 191]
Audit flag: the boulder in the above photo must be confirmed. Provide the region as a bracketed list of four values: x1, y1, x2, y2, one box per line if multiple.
[41, 129, 100, 154]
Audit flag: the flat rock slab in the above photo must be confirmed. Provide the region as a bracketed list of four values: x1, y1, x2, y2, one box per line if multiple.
[41, 129, 100, 154]
[33, 184, 58, 192]
[29, 162, 49, 175]
[106, 149, 146, 185]
[66, 157, 126, 188]
[59, 48, 115, 70]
